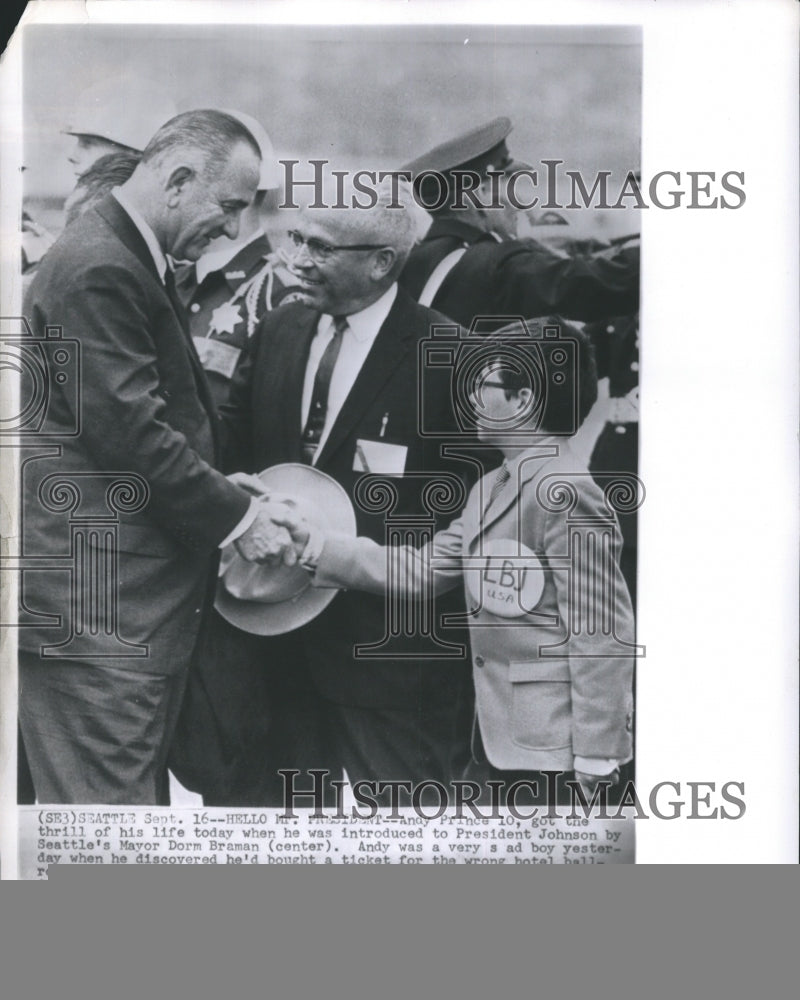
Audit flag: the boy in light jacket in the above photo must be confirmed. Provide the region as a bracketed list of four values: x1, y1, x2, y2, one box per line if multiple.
[273, 318, 636, 802]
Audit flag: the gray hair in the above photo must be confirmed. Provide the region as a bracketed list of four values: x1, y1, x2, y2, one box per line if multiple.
[304, 175, 430, 274]
[140, 109, 261, 178]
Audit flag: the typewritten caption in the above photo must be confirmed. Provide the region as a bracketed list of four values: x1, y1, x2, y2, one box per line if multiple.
[21, 807, 633, 875]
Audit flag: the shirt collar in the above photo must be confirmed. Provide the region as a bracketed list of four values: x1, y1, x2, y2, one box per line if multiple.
[320, 283, 398, 343]
[503, 437, 562, 480]
[195, 229, 266, 284]
[112, 187, 169, 284]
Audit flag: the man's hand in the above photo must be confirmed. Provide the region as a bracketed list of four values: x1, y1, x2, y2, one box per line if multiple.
[268, 502, 311, 560]
[234, 501, 297, 566]
[227, 471, 271, 498]
[574, 768, 620, 798]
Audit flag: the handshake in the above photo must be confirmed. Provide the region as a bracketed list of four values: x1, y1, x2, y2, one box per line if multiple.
[228, 472, 313, 566]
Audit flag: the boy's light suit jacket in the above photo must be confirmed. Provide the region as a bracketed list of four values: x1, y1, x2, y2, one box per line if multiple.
[313, 439, 635, 772]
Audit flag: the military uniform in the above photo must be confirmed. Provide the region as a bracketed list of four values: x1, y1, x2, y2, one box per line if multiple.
[400, 217, 639, 329]
[175, 233, 301, 408]
[586, 313, 639, 608]
[399, 116, 639, 329]
[21, 209, 56, 278]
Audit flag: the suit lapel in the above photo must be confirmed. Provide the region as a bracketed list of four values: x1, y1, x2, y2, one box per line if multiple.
[314, 291, 417, 468]
[465, 443, 561, 550]
[275, 308, 319, 463]
[95, 195, 222, 436]
[95, 195, 162, 282]
[162, 267, 224, 437]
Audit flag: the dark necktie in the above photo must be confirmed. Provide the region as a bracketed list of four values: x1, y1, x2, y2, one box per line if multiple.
[486, 461, 510, 512]
[163, 267, 216, 421]
[301, 315, 348, 464]
[164, 266, 190, 334]
[172, 262, 200, 310]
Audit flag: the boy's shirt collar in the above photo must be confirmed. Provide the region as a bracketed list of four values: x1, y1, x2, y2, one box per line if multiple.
[502, 437, 563, 484]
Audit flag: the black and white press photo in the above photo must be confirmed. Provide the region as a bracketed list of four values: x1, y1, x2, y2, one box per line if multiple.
[0, 0, 796, 872]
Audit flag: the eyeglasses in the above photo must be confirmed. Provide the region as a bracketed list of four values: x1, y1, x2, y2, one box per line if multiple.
[468, 376, 510, 405]
[286, 230, 385, 263]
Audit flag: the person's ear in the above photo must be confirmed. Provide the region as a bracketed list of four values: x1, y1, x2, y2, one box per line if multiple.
[370, 246, 397, 280]
[164, 165, 194, 208]
[516, 386, 533, 410]
[476, 174, 494, 207]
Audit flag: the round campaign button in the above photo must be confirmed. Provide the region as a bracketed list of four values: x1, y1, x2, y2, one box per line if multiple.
[464, 538, 546, 618]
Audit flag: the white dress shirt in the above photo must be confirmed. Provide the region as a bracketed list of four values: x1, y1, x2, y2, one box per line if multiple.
[111, 188, 169, 283]
[301, 284, 398, 463]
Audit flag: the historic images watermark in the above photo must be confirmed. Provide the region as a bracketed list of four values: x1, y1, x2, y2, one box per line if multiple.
[1, 316, 151, 656]
[279, 769, 747, 822]
[280, 161, 746, 212]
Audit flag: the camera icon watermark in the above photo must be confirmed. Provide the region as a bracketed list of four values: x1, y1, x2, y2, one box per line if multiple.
[418, 315, 581, 440]
[0, 317, 81, 437]
[2, 316, 148, 655]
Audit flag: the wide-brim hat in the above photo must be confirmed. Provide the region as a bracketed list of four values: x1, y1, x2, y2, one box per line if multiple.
[215, 463, 356, 635]
[63, 78, 178, 153]
[221, 109, 280, 191]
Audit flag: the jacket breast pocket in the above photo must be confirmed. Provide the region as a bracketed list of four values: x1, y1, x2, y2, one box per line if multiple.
[509, 659, 572, 751]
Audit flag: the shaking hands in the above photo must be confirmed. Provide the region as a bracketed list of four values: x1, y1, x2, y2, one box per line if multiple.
[228, 473, 311, 567]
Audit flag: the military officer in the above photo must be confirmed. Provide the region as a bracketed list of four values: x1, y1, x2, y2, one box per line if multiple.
[586, 313, 640, 610]
[174, 111, 301, 408]
[21, 208, 55, 276]
[399, 117, 640, 330]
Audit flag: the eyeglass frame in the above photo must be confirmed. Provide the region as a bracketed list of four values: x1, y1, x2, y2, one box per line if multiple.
[475, 380, 509, 391]
[470, 367, 513, 395]
[286, 229, 387, 263]
[468, 369, 529, 408]
[467, 375, 512, 409]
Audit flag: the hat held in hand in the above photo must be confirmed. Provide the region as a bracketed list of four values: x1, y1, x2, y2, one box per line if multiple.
[215, 463, 356, 635]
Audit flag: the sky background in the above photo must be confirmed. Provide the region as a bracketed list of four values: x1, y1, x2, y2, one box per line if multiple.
[21, 23, 641, 237]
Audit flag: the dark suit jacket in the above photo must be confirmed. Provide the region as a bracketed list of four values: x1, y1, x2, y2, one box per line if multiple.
[220, 289, 475, 710]
[20, 194, 250, 672]
[400, 218, 639, 329]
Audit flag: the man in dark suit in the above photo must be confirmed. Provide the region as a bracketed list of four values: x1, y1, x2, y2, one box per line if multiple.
[399, 117, 640, 330]
[174, 180, 475, 804]
[20, 110, 295, 804]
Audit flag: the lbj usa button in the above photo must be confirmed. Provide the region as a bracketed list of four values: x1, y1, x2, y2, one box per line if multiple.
[464, 538, 546, 618]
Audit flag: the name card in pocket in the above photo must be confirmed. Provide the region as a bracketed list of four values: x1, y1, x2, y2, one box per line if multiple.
[193, 337, 241, 379]
[352, 439, 408, 476]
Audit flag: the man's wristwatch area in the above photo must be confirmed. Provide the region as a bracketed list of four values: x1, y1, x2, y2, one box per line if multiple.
[299, 524, 325, 571]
